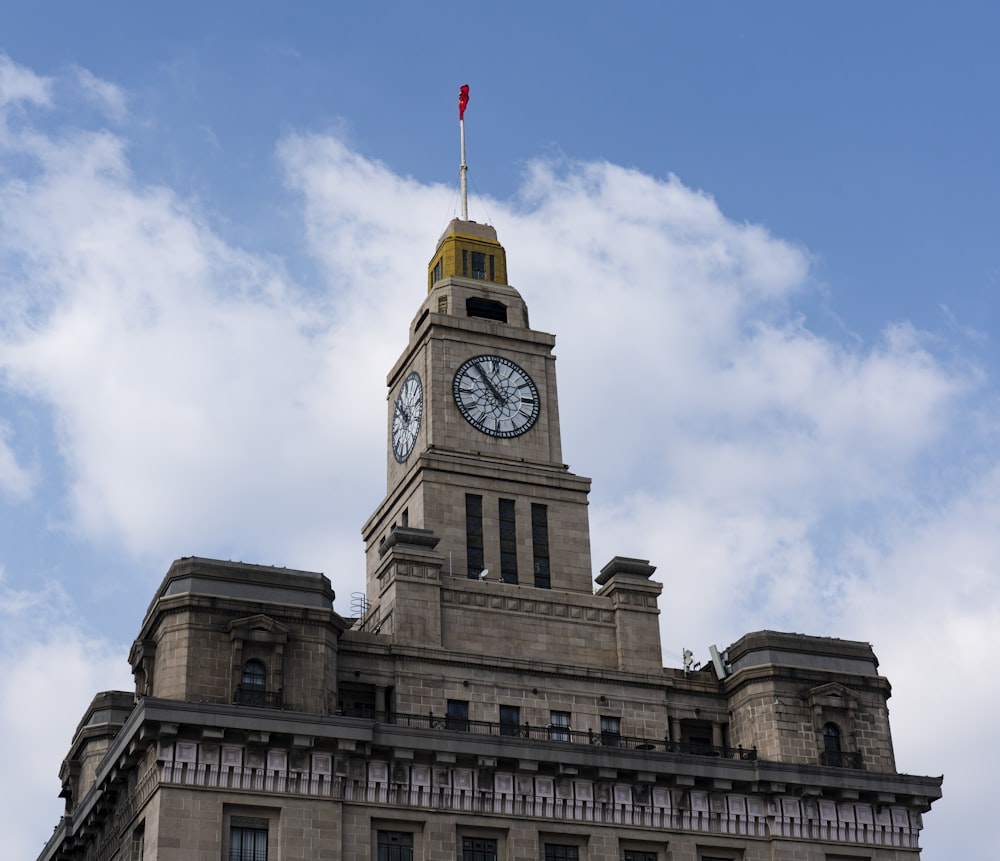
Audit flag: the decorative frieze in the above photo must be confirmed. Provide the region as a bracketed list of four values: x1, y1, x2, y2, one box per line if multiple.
[154, 740, 922, 849]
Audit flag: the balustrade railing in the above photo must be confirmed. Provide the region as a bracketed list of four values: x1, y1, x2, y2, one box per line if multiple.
[343, 709, 757, 761]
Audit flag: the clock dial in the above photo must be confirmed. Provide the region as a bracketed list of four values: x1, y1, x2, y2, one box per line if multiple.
[453, 355, 540, 438]
[391, 371, 423, 462]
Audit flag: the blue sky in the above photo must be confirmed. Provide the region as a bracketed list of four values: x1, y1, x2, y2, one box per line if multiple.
[2, 3, 997, 858]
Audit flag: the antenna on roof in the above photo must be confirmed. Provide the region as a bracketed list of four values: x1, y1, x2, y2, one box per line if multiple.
[458, 84, 470, 220]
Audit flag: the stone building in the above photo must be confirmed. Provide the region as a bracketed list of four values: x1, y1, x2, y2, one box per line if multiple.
[38, 218, 941, 861]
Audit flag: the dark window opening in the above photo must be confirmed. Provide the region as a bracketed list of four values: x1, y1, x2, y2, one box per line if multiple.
[466, 297, 508, 322]
[466, 494, 484, 579]
[550, 710, 571, 742]
[462, 250, 468, 276]
[823, 722, 842, 753]
[544, 846, 579, 861]
[447, 699, 470, 731]
[532, 503, 550, 589]
[499, 704, 520, 736]
[499, 498, 518, 584]
[600, 715, 621, 747]
[432, 259, 442, 283]
[377, 831, 413, 861]
[471, 251, 486, 278]
[624, 853, 657, 861]
[338, 681, 377, 718]
[462, 837, 498, 861]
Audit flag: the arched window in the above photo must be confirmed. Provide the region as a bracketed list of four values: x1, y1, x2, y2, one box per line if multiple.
[822, 722, 845, 766]
[823, 722, 842, 753]
[242, 660, 266, 691]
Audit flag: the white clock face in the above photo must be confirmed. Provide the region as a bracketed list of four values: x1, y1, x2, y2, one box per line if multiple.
[453, 355, 540, 438]
[392, 372, 423, 462]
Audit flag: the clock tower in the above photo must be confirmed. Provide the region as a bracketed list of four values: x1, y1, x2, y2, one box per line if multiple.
[361, 217, 663, 671]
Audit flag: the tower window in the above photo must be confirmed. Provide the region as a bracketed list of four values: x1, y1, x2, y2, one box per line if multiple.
[471, 251, 486, 279]
[242, 659, 266, 691]
[532, 503, 550, 589]
[821, 721, 846, 766]
[499, 498, 518, 584]
[432, 259, 442, 283]
[466, 494, 484, 579]
[465, 297, 507, 322]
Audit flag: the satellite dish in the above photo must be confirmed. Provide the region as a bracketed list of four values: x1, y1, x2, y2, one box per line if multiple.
[478, 569, 489, 580]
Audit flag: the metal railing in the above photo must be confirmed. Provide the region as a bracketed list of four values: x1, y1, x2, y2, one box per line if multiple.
[821, 750, 863, 768]
[233, 687, 283, 708]
[345, 709, 757, 761]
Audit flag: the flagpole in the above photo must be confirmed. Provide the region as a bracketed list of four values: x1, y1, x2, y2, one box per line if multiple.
[458, 85, 470, 221]
[460, 117, 468, 220]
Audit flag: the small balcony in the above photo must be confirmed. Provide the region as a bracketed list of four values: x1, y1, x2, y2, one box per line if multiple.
[821, 750, 863, 768]
[233, 686, 282, 709]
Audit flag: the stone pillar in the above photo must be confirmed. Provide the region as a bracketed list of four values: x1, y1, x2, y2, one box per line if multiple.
[594, 557, 664, 673]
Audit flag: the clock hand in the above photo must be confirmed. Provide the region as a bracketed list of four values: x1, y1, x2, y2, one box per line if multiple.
[473, 363, 506, 403]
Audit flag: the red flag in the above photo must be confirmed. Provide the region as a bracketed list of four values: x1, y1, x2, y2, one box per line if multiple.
[459, 84, 470, 120]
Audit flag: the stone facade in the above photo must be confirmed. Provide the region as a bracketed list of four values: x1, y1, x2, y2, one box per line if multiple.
[37, 220, 940, 861]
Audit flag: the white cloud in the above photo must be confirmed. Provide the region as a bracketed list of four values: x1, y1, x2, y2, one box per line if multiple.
[0, 421, 34, 500]
[0, 572, 133, 861]
[73, 67, 127, 123]
[0, 54, 51, 109]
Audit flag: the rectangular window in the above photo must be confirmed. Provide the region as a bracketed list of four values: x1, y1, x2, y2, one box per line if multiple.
[433, 259, 442, 283]
[624, 852, 657, 861]
[499, 498, 518, 583]
[229, 826, 268, 861]
[550, 710, 570, 742]
[377, 831, 414, 861]
[600, 715, 621, 748]
[500, 704, 520, 736]
[130, 823, 144, 861]
[463, 836, 498, 861]
[471, 251, 486, 279]
[462, 249, 468, 276]
[466, 494, 484, 579]
[544, 846, 579, 861]
[447, 699, 470, 731]
[532, 503, 550, 588]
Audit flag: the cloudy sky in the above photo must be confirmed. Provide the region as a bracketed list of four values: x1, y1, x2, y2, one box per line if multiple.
[2, 3, 997, 858]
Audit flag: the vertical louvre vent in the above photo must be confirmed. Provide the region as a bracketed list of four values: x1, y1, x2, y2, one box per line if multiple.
[466, 298, 507, 323]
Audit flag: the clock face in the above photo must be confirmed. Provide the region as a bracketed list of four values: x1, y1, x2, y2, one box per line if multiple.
[453, 355, 540, 438]
[391, 371, 423, 462]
